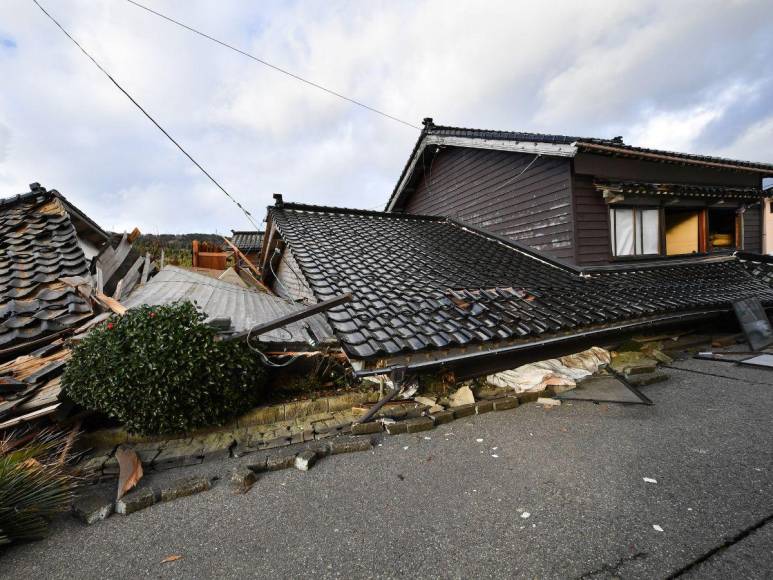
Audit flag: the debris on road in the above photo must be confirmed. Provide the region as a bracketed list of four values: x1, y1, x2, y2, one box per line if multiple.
[643, 477, 657, 484]
[537, 397, 561, 407]
[487, 347, 610, 394]
[231, 466, 258, 494]
[449, 385, 475, 407]
[652, 524, 664, 532]
[294, 449, 318, 471]
[115, 446, 143, 501]
[160, 555, 182, 564]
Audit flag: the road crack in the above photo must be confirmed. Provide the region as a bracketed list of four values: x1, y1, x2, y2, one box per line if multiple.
[575, 552, 648, 579]
[666, 513, 773, 578]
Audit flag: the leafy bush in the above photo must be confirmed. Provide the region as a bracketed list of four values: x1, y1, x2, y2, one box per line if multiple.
[63, 302, 267, 435]
[0, 430, 79, 545]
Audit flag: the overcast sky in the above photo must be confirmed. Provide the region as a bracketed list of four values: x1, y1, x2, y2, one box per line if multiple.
[1, 0, 772, 234]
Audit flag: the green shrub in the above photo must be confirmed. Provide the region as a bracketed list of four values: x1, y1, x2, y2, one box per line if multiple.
[63, 302, 267, 435]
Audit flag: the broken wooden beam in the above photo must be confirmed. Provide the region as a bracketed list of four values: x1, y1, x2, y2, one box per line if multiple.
[227, 293, 353, 342]
[94, 293, 127, 316]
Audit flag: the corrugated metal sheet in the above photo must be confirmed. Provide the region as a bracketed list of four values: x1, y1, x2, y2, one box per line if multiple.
[124, 266, 334, 345]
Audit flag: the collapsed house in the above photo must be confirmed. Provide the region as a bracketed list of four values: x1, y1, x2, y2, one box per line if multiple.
[387, 119, 773, 265]
[258, 197, 773, 378]
[0, 183, 150, 359]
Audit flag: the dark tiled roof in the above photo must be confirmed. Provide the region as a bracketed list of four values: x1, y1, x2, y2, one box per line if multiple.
[270, 203, 773, 361]
[0, 187, 93, 351]
[231, 230, 263, 253]
[595, 180, 762, 200]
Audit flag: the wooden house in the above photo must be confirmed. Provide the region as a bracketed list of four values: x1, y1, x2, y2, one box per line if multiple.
[386, 119, 773, 266]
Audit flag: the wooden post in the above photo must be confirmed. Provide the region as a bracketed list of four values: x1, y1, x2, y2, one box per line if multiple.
[192, 240, 199, 268]
[140, 253, 151, 285]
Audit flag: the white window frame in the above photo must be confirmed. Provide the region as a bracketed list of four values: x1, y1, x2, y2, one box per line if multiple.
[610, 207, 661, 257]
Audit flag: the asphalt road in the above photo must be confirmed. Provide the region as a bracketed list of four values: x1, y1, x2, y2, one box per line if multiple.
[3, 357, 772, 579]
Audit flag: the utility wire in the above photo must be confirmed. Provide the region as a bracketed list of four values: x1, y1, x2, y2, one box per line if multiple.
[124, 0, 420, 131]
[31, 0, 262, 232]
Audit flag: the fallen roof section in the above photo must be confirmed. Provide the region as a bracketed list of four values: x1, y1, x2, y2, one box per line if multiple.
[264, 201, 773, 373]
[230, 230, 263, 254]
[123, 265, 334, 346]
[0, 185, 97, 354]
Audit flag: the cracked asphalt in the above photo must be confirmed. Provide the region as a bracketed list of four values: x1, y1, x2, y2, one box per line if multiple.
[2, 356, 772, 579]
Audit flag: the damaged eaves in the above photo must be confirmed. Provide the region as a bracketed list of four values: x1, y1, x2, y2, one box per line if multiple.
[122, 265, 335, 348]
[259, 200, 773, 376]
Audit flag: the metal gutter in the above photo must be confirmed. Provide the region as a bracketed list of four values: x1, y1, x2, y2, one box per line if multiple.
[352, 309, 726, 378]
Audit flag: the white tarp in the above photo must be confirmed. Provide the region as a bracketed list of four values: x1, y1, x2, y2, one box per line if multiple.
[486, 347, 611, 393]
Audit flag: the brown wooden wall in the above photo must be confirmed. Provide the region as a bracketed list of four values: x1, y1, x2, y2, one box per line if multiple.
[402, 147, 575, 261]
[744, 202, 762, 253]
[572, 174, 611, 265]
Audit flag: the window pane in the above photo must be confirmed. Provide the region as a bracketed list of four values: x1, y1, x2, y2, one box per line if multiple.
[640, 209, 659, 254]
[613, 209, 634, 256]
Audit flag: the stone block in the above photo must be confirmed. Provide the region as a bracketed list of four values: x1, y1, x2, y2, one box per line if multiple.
[351, 421, 383, 435]
[475, 400, 495, 414]
[289, 427, 315, 445]
[294, 450, 318, 471]
[537, 397, 561, 407]
[264, 452, 297, 471]
[101, 456, 120, 476]
[72, 493, 114, 525]
[288, 398, 329, 420]
[492, 397, 519, 411]
[328, 392, 368, 412]
[404, 417, 434, 433]
[152, 441, 205, 471]
[129, 442, 164, 465]
[231, 467, 258, 493]
[327, 436, 372, 455]
[623, 362, 657, 375]
[237, 404, 285, 428]
[518, 391, 542, 403]
[116, 487, 155, 515]
[452, 404, 476, 419]
[260, 435, 291, 450]
[429, 410, 455, 425]
[76, 454, 112, 477]
[384, 421, 408, 435]
[414, 395, 437, 407]
[160, 476, 212, 502]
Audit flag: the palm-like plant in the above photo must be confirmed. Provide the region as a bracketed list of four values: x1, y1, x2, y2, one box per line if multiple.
[0, 430, 79, 545]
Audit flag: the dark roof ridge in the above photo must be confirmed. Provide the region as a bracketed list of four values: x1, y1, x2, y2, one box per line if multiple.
[426, 122, 608, 145]
[274, 201, 448, 222]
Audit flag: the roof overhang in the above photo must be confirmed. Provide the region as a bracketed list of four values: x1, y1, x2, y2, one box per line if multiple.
[594, 180, 764, 202]
[577, 142, 773, 175]
[386, 134, 578, 211]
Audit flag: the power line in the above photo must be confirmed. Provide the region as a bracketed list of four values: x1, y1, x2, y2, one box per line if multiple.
[31, 0, 262, 232]
[124, 0, 420, 131]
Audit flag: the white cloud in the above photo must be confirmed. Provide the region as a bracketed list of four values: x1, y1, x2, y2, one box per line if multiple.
[0, 0, 771, 233]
